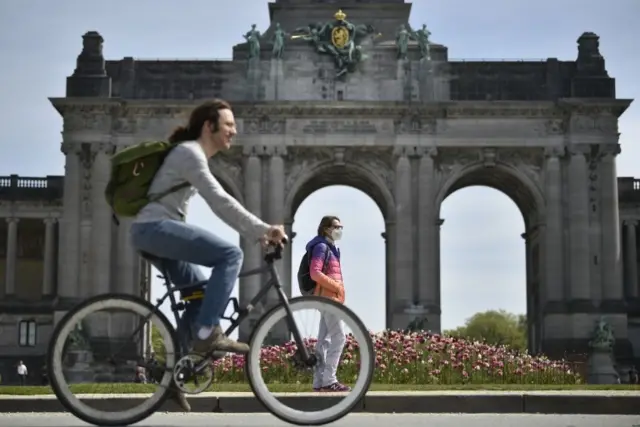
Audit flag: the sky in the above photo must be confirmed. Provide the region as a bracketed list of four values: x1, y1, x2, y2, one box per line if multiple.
[0, 0, 638, 336]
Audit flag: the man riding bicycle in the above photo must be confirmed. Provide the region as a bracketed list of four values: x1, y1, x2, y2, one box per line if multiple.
[129, 99, 287, 409]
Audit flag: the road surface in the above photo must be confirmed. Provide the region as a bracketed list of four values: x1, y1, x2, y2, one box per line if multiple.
[0, 413, 638, 427]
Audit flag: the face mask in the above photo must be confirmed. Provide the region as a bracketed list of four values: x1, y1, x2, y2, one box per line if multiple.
[330, 228, 343, 241]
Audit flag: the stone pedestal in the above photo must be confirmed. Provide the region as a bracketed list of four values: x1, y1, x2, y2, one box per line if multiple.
[63, 350, 94, 384]
[587, 348, 620, 384]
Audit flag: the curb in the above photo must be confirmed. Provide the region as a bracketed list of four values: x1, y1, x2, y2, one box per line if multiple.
[1, 393, 639, 415]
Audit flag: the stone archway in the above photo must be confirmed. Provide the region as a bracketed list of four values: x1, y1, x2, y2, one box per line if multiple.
[434, 149, 546, 353]
[282, 146, 395, 329]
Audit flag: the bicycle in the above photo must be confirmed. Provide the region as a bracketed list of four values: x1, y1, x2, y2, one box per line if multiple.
[47, 240, 374, 426]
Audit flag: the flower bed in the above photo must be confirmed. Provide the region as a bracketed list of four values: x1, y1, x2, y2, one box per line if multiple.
[212, 330, 582, 385]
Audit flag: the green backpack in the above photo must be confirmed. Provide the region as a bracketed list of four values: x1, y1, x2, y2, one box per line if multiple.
[104, 141, 189, 221]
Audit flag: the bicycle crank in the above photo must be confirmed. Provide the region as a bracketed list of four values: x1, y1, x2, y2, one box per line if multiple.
[173, 353, 214, 394]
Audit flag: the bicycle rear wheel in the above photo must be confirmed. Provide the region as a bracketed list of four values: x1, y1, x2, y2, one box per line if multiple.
[47, 294, 178, 426]
[245, 296, 374, 425]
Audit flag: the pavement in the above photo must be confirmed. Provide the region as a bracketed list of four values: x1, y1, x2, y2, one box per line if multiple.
[0, 413, 639, 427]
[1, 390, 639, 415]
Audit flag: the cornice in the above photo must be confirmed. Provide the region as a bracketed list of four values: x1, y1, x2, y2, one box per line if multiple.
[48, 98, 633, 120]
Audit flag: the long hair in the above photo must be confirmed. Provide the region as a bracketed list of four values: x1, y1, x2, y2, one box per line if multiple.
[168, 99, 232, 143]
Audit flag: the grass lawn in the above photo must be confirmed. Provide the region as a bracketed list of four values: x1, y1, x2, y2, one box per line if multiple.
[1, 383, 639, 395]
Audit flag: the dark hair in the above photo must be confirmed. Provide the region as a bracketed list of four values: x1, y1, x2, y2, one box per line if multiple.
[317, 215, 340, 237]
[168, 99, 232, 143]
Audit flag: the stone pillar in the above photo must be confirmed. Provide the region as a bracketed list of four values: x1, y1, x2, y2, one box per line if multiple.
[381, 231, 390, 316]
[543, 147, 565, 304]
[391, 147, 413, 329]
[384, 222, 396, 328]
[624, 220, 638, 299]
[417, 148, 438, 308]
[567, 145, 591, 301]
[239, 147, 263, 341]
[112, 216, 138, 339]
[42, 218, 57, 296]
[59, 143, 81, 299]
[117, 218, 136, 295]
[434, 218, 444, 333]
[284, 223, 296, 297]
[4, 218, 19, 296]
[267, 147, 286, 303]
[599, 144, 623, 302]
[91, 143, 113, 296]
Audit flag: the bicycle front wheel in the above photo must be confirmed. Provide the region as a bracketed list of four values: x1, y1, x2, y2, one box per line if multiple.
[246, 296, 374, 426]
[47, 294, 178, 426]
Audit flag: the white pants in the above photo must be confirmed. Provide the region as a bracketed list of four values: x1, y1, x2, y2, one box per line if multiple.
[312, 311, 346, 388]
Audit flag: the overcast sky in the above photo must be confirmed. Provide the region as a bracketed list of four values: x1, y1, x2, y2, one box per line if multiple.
[0, 0, 638, 336]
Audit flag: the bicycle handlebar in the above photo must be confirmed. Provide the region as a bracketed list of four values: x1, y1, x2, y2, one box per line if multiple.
[263, 237, 288, 263]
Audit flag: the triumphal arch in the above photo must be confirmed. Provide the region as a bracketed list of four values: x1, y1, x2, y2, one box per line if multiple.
[2, 0, 640, 380]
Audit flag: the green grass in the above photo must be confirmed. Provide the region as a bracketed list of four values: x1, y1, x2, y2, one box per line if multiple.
[1, 383, 639, 395]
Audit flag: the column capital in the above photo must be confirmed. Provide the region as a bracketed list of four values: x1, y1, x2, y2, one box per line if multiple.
[393, 145, 413, 157]
[599, 143, 621, 157]
[95, 142, 115, 155]
[623, 219, 639, 227]
[243, 145, 287, 157]
[415, 147, 438, 158]
[61, 141, 82, 155]
[544, 146, 566, 159]
[5, 217, 19, 224]
[43, 217, 58, 225]
[567, 144, 591, 156]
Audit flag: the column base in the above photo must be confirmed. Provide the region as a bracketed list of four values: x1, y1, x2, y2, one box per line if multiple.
[388, 306, 441, 333]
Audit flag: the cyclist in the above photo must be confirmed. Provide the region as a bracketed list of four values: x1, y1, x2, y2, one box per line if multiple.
[129, 99, 287, 408]
[307, 216, 350, 392]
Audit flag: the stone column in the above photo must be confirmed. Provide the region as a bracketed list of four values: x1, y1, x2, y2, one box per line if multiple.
[391, 147, 414, 328]
[267, 147, 286, 304]
[624, 220, 638, 299]
[59, 142, 82, 299]
[381, 231, 390, 314]
[239, 147, 263, 341]
[384, 222, 396, 328]
[117, 218, 137, 295]
[543, 147, 565, 303]
[417, 148, 438, 307]
[567, 145, 591, 301]
[91, 143, 113, 296]
[4, 218, 19, 296]
[112, 216, 138, 339]
[599, 144, 623, 302]
[283, 223, 296, 297]
[42, 218, 57, 296]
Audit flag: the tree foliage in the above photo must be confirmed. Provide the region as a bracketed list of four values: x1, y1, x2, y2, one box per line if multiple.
[444, 310, 527, 352]
[151, 325, 166, 363]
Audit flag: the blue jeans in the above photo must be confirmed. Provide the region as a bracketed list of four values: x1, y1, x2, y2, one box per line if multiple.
[130, 220, 244, 328]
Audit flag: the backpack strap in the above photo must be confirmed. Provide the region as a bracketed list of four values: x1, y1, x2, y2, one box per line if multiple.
[308, 242, 332, 273]
[321, 245, 332, 273]
[148, 182, 191, 203]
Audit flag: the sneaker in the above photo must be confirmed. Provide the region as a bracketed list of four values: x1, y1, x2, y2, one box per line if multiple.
[168, 388, 191, 412]
[320, 382, 351, 392]
[193, 325, 250, 354]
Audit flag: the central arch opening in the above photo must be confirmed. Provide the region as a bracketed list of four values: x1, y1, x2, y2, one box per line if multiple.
[287, 160, 392, 334]
[291, 185, 386, 334]
[438, 163, 543, 354]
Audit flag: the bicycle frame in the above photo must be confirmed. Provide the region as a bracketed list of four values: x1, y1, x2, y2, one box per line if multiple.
[135, 243, 312, 368]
